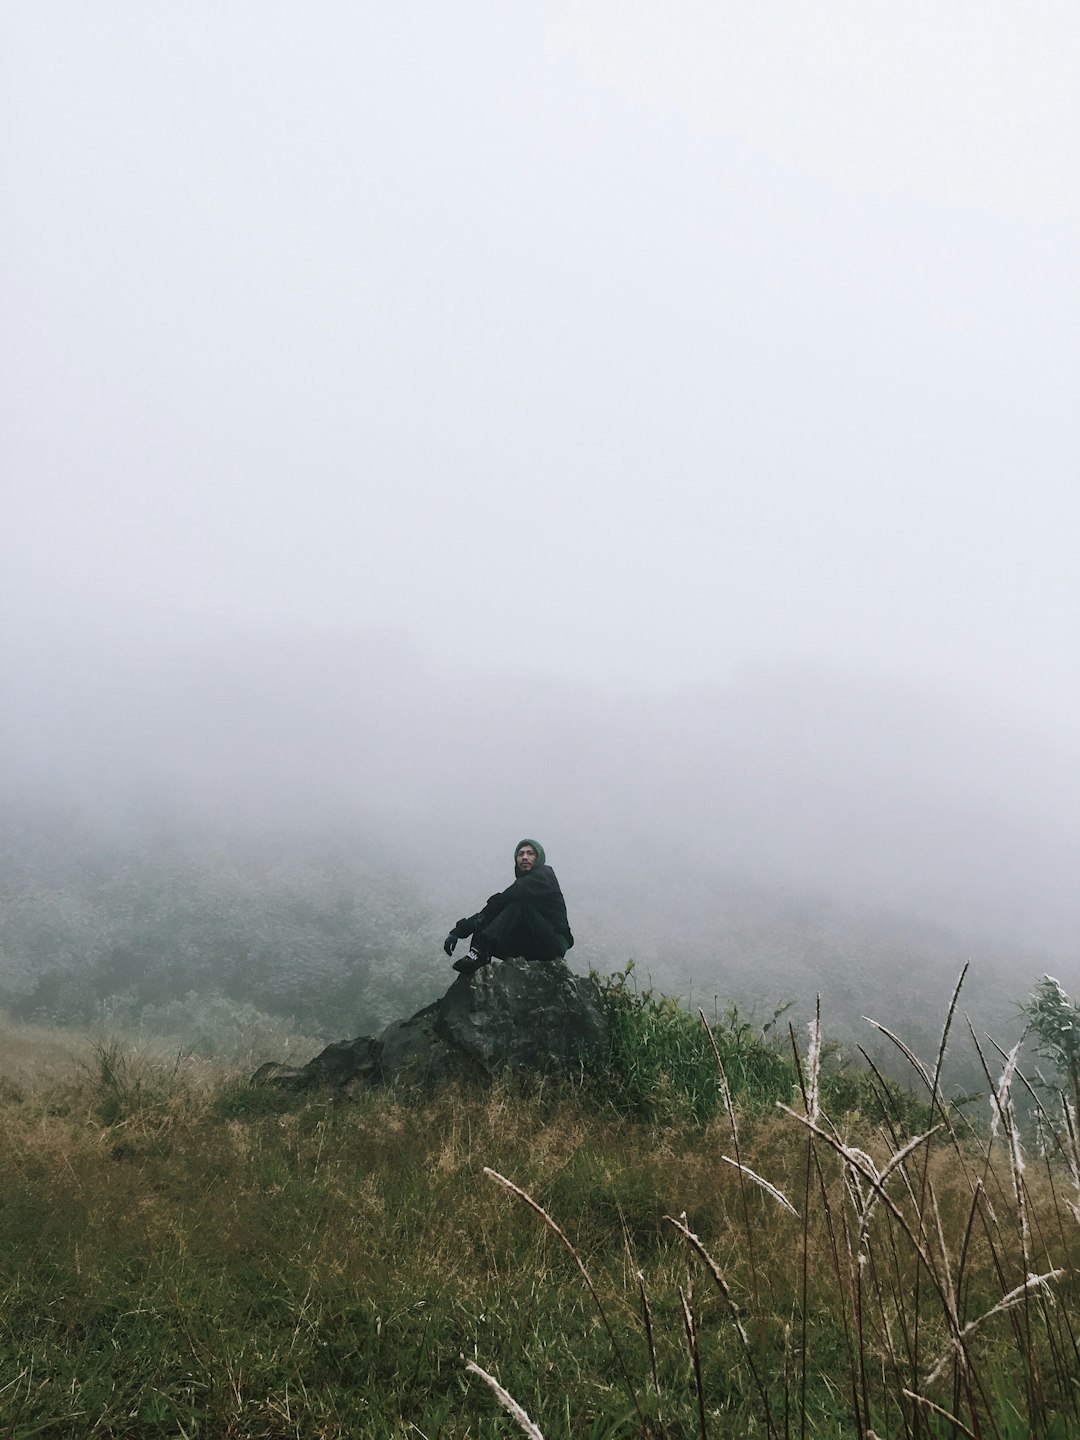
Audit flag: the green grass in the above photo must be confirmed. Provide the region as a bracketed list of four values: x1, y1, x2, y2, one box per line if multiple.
[0, 977, 1078, 1438]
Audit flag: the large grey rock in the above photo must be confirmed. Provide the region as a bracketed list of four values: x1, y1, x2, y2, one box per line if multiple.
[437, 957, 608, 1076]
[254, 958, 609, 1093]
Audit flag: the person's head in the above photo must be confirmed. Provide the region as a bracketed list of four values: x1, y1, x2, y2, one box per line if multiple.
[514, 838, 545, 874]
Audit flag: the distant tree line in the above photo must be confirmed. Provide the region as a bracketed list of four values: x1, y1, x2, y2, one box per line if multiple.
[0, 803, 1058, 1095]
[0, 807, 448, 1038]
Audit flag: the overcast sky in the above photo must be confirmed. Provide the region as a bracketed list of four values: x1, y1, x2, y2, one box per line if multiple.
[3, 3, 1078, 731]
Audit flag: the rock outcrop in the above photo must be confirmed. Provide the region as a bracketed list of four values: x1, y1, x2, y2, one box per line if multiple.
[252, 957, 609, 1093]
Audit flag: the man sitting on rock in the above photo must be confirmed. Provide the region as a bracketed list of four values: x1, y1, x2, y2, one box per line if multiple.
[443, 838, 574, 976]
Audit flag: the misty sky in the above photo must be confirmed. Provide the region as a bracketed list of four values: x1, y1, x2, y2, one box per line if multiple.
[3, 4, 1078, 729]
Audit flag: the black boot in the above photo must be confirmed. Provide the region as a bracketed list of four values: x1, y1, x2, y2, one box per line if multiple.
[452, 942, 492, 975]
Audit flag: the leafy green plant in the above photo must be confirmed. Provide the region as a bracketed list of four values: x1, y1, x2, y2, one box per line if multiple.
[135, 990, 327, 1065]
[1022, 973, 1080, 1109]
[587, 962, 795, 1123]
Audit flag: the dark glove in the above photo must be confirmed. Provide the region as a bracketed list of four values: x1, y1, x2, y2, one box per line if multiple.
[443, 930, 459, 956]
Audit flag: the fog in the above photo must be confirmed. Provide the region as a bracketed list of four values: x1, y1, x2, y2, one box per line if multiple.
[2, 7, 1077, 1047]
[4, 631, 1077, 989]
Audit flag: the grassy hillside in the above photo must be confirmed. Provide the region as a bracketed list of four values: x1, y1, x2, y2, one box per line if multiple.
[0, 806, 1060, 1103]
[2, 980, 1079, 1439]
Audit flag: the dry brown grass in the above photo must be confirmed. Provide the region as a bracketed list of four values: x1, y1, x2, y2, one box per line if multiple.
[0, 1010, 96, 1086]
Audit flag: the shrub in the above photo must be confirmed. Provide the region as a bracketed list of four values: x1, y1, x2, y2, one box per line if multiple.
[133, 990, 326, 1065]
[1022, 973, 1080, 1109]
[587, 962, 795, 1123]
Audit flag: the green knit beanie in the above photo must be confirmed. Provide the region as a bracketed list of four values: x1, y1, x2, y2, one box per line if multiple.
[514, 838, 546, 868]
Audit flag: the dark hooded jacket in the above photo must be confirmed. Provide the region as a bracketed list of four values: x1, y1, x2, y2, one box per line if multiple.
[454, 839, 574, 955]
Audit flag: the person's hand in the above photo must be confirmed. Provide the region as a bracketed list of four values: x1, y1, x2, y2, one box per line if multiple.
[443, 930, 459, 956]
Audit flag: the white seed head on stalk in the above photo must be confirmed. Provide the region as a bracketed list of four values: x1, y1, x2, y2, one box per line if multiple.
[990, 1041, 1021, 1143]
[806, 1006, 822, 1124]
[465, 1362, 547, 1440]
[843, 1146, 880, 1183]
[665, 1216, 754, 1354]
[1062, 1095, 1080, 1189]
[845, 1165, 868, 1221]
[721, 1156, 799, 1217]
[922, 1270, 1064, 1388]
[1034, 1108, 1053, 1161]
[1062, 1096, 1080, 1223]
[716, 1065, 732, 1113]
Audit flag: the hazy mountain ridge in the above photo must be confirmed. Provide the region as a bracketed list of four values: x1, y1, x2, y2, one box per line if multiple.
[1, 633, 1074, 1066]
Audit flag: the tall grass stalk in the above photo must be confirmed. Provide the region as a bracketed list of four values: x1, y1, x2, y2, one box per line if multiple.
[665, 1214, 778, 1439]
[679, 1286, 708, 1440]
[901, 1386, 979, 1440]
[466, 1361, 547, 1439]
[698, 1009, 763, 1313]
[482, 1167, 648, 1435]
